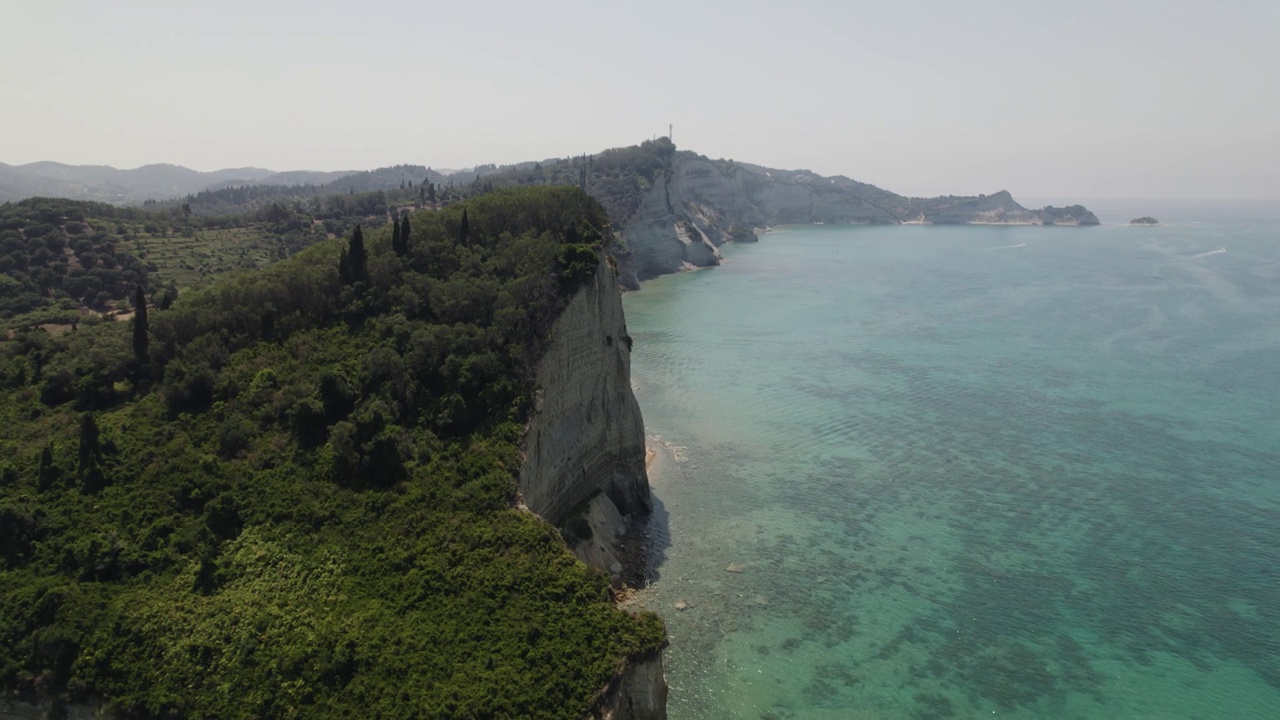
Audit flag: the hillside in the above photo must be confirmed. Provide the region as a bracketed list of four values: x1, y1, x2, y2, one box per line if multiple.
[0, 188, 444, 334]
[0, 163, 287, 206]
[0, 187, 664, 718]
[0, 160, 454, 209]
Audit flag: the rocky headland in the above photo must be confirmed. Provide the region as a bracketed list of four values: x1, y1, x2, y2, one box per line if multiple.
[611, 148, 1099, 288]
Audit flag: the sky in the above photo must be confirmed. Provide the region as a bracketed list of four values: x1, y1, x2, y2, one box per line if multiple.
[2, 0, 1278, 200]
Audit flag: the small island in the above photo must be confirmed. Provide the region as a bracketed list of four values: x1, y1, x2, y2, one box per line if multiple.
[1129, 216, 1160, 225]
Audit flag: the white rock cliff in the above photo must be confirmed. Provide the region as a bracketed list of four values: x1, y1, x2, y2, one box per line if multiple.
[520, 256, 651, 528]
[518, 255, 667, 719]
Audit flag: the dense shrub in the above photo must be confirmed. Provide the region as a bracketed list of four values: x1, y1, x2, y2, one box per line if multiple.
[0, 187, 662, 718]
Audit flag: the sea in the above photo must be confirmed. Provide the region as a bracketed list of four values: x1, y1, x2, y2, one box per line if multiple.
[622, 200, 1280, 719]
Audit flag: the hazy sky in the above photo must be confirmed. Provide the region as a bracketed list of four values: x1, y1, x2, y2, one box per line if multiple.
[3, 0, 1277, 199]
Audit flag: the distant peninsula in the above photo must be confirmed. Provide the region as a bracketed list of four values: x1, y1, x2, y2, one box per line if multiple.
[1129, 216, 1160, 225]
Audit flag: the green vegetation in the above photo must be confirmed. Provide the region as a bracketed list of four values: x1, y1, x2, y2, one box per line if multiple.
[1, 140, 682, 335]
[0, 186, 663, 718]
[0, 199, 149, 328]
[459, 139, 676, 228]
[0, 191, 419, 334]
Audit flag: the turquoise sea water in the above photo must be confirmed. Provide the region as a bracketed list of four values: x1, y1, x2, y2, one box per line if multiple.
[622, 202, 1280, 719]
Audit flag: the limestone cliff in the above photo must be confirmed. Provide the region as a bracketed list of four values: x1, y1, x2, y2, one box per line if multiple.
[517, 254, 667, 719]
[614, 152, 1099, 286]
[589, 653, 669, 720]
[520, 255, 650, 529]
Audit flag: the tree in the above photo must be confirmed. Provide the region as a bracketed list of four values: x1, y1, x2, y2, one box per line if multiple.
[399, 214, 411, 257]
[158, 280, 179, 310]
[77, 412, 101, 478]
[392, 218, 402, 256]
[78, 412, 106, 492]
[458, 208, 470, 247]
[37, 444, 58, 491]
[427, 182, 437, 205]
[132, 284, 148, 365]
[341, 226, 367, 285]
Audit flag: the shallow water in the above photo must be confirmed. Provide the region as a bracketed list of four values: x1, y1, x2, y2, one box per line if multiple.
[623, 204, 1280, 719]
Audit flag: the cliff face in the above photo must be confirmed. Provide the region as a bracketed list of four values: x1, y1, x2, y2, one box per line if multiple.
[520, 255, 651, 529]
[518, 255, 667, 719]
[590, 654, 669, 720]
[615, 154, 1099, 285]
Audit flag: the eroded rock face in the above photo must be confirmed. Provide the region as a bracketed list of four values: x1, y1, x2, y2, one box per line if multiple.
[520, 256, 650, 527]
[591, 653, 669, 720]
[566, 492, 628, 577]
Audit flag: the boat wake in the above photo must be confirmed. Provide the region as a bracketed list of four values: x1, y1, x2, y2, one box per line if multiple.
[989, 242, 1027, 250]
[1187, 247, 1227, 261]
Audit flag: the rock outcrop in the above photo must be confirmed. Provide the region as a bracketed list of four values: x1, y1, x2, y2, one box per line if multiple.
[1039, 204, 1102, 225]
[590, 653, 669, 720]
[614, 152, 1099, 286]
[520, 255, 650, 529]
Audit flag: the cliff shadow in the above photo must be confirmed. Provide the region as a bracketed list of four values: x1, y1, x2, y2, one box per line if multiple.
[642, 492, 672, 585]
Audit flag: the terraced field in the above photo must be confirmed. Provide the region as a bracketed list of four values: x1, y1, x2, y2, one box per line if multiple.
[132, 225, 303, 290]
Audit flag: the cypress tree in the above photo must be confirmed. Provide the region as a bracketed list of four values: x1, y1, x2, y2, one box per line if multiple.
[37, 444, 57, 492]
[400, 214, 411, 257]
[349, 225, 367, 282]
[158, 280, 179, 310]
[77, 413, 100, 478]
[458, 208, 470, 247]
[132, 284, 148, 365]
[392, 217, 402, 256]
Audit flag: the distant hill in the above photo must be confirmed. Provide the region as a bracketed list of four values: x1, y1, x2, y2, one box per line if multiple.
[0, 161, 460, 207]
[200, 169, 356, 192]
[325, 164, 449, 193]
[0, 162, 289, 205]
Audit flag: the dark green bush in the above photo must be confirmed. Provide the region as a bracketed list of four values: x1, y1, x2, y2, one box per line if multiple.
[0, 187, 660, 719]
